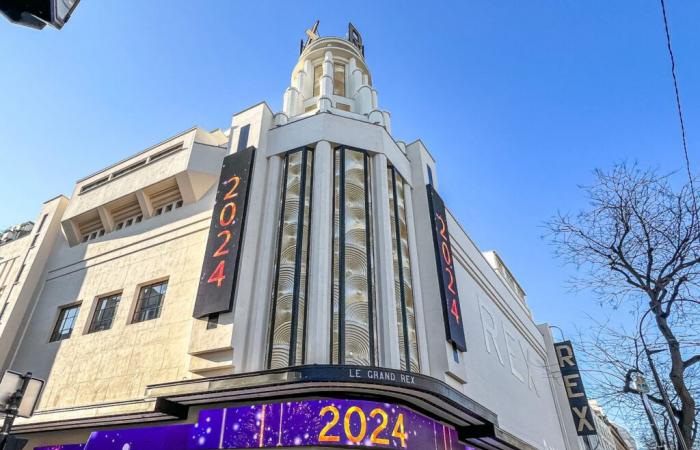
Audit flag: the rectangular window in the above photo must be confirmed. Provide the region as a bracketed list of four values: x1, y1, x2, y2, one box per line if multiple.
[88, 293, 121, 333]
[313, 64, 322, 97]
[333, 63, 346, 97]
[50, 304, 80, 342]
[132, 280, 168, 323]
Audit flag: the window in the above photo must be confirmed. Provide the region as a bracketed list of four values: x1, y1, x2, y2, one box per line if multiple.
[313, 64, 322, 97]
[331, 147, 376, 366]
[132, 280, 168, 323]
[268, 148, 314, 369]
[333, 63, 346, 96]
[88, 293, 121, 333]
[50, 304, 80, 342]
[388, 166, 420, 372]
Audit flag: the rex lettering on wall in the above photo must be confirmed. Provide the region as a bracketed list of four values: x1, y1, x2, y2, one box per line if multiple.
[553, 340, 597, 436]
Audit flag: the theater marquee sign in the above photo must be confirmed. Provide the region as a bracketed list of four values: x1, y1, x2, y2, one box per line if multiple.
[36, 399, 477, 450]
[553, 340, 596, 436]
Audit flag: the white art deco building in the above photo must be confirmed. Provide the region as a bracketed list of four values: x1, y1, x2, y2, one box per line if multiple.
[0, 23, 590, 450]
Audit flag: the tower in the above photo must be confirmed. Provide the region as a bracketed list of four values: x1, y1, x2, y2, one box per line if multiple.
[276, 22, 390, 131]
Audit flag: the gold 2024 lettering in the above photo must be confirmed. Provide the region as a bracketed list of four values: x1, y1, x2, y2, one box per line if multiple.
[318, 404, 408, 447]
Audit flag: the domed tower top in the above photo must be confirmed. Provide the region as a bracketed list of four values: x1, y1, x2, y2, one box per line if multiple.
[276, 22, 390, 131]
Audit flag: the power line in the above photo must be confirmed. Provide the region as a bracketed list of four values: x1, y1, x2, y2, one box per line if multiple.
[659, 0, 697, 210]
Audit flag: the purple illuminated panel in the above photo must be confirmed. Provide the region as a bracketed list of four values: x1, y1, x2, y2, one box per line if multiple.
[36, 399, 477, 450]
[35, 446, 85, 450]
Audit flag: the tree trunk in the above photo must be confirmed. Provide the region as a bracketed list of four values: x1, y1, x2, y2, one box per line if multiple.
[654, 308, 696, 449]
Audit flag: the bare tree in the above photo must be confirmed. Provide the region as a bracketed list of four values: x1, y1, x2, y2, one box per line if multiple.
[573, 314, 699, 448]
[548, 164, 700, 448]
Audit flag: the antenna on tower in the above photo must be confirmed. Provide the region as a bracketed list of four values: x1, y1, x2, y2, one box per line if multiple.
[348, 22, 364, 56]
[300, 20, 320, 54]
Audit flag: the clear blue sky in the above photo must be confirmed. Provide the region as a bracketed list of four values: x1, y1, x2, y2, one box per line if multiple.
[1, 1, 698, 337]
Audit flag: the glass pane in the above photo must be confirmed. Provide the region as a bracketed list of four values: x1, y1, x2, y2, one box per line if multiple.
[313, 64, 322, 97]
[333, 63, 345, 97]
[89, 294, 120, 333]
[51, 305, 80, 342]
[133, 281, 167, 323]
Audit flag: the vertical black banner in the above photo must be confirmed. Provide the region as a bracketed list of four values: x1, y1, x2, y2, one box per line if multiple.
[426, 184, 467, 351]
[193, 147, 255, 318]
[553, 340, 597, 436]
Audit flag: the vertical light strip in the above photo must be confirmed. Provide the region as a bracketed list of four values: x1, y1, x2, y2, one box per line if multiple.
[289, 148, 308, 365]
[332, 147, 375, 366]
[268, 148, 313, 369]
[388, 166, 420, 372]
[363, 152, 376, 366]
[338, 147, 346, 365]
[297, 150, 314, 365]
[396, 176, 420, 372]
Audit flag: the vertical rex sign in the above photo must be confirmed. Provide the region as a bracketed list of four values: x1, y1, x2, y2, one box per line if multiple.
[426, 184, 467, 351]
[193, 146, 255, 318]
[553, 340, 597, 436]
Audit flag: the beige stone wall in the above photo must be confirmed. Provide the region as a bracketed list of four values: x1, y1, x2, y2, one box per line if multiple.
[13, 211, 212, 411]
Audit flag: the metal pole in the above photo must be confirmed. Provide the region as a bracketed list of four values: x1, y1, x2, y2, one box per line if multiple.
[625, 368, 665, 448]
[640, 390, 665, 449]
[0, 372, 31, 450]
[639, 307, 689, 450]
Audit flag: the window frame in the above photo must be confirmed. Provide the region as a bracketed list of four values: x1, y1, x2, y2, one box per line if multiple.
[131, 279, 168, 324]
[49, 302, 81, 343]
[87, 292, 122, 333]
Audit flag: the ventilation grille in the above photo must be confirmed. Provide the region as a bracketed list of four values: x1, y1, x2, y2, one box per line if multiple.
[148, 179, 182, 210]
[109, 195, 141, 223]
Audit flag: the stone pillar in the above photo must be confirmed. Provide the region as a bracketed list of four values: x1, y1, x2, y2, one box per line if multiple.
[305, 140, 333, 363]
[371, 153, 401, 369]
[318, 51, 334, 111]
[402, 185, 431, 375]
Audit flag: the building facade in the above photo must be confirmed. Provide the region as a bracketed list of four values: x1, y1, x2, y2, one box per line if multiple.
[3, 24, 589, 450]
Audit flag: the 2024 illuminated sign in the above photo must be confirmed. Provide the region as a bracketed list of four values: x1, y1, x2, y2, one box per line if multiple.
[426, 184, 467, 351]
[193, 147, 255, 318]
[37, 398, 476, 450]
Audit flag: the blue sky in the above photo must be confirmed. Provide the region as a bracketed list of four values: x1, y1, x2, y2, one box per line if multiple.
[1, 1, 698, 337]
